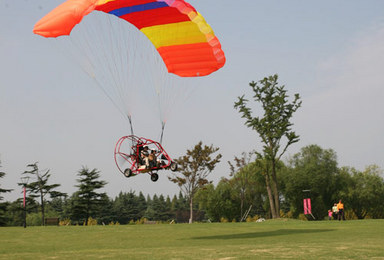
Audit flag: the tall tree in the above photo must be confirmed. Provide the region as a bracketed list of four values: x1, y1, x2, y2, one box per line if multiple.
[229, 158, 268, 220]
[228, 151, 263, 220]
[171, 192, 189, 222]
[340, 165, 384, 219]
[234, 74, 301, 218]
[0, 160, 12, 226]
[169, 141, 221, 223]
[283, 145, 338, 219]
[73, 167, 107, 225]
[20, 162, 66, 225]
[113, 191, 146, 223]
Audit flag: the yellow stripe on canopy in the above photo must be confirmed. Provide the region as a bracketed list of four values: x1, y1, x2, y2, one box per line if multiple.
[96, 0, 115, 5]
[141, 20, 214, 48]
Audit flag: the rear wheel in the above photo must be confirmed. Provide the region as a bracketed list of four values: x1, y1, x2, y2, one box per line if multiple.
[151, 173, 159, 182]
[170, 162, 178, 171]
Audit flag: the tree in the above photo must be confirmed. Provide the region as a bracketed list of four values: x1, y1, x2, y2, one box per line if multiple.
[283, 145, 338, 219]
[113, 191, 146, 224]
[340, 165, 384, 219]
[72, 167, 107, 225]
[227, 151, 267, 220]
[146, 194, 170, 221]
[0, 160, 12, 226]
[228, 151, 255, 219]
[234, 74, 301, 218]
[171, 192, 189, 222]
[169, 141, 222, 223]
[20, 162, 66, 225]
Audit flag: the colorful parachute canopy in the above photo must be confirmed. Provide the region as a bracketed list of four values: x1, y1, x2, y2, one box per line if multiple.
[33, 0, 225, 77]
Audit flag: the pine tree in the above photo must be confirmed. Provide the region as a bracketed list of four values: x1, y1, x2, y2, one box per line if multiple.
[0, 160, 12, 226]
[20, 162, 66, 225]
[72, 167, 107, 225]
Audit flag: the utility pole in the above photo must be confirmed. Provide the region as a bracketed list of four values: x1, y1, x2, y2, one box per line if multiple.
[21, 176, 29, 228]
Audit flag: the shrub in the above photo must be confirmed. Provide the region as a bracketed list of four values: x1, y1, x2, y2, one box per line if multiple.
[26, 213, 42, 226]
[298, 214, 308, 221]
[220, 217, 228, 223]
[59, 219, 71, 226]
[87, 217, 97, 226]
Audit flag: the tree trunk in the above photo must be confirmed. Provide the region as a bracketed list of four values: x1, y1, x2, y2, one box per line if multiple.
[265, 173, 277, 219]
[240, 193, 244, 221]
[271, 161, 280, 218]
[40, 193, 45, 226]
[189, 197, 193, 224]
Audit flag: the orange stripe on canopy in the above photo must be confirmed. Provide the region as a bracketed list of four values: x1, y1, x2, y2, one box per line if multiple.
[33, 0, 225, 77]
[33, 0, 98, 37]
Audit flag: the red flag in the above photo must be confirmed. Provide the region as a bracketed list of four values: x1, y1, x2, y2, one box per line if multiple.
[303, 198, 312, 214]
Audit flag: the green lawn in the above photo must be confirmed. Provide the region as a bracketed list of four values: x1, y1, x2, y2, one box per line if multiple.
[1, 219, 383, 259]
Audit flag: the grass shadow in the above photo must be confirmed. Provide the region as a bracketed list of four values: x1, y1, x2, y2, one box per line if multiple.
[193, 228, 335, 240]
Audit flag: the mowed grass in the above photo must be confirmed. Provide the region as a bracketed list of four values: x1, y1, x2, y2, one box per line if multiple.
[1, 219, 384, 259]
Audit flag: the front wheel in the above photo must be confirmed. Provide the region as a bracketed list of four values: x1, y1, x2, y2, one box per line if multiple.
[124, 168, 132, 178]
[170, 162, 178, 172]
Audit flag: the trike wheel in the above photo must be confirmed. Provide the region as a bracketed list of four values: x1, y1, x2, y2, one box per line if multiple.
[124, 168, 132, 178]
[150, 173, 159, 182]
[170, 162, 178, 172]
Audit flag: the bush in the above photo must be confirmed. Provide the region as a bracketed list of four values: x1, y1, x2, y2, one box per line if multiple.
[298, 214, 308, 221]
[135, 217, 147, 224]
[220, 217, 228, 223]
[87, 217, 97, 226]
[26, 213, 42, 226]
[345, 210, 358, 220]
[59, 219, 71, 226]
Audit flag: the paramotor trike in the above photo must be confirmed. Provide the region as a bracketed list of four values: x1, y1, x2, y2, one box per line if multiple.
[114, 135, 178, 182]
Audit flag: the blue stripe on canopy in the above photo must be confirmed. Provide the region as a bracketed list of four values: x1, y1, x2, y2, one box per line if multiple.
[109, 1, 168, 17]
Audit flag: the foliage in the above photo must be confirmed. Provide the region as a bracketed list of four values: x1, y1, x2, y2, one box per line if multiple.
[59, 218, 71, 226]
[0, 160, 12, 226]
[169, 141, 222, 223]
[282, 145, 339, 219]
[87, 217, 98, 226]
[1, 147, 383, 225]
[227, 152, 266, 220]
[112, 191, 146, 224]
[234, 74, 301, 218]
[20, 162, 66, 225]
[339, 165, 384, 219]
[71, 167, 107, 225]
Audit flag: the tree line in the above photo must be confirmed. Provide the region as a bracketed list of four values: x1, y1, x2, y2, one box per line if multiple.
[1, 74, 383, 226]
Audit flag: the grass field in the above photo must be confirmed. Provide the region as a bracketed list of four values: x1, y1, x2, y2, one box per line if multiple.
[1, 219, 383, 259]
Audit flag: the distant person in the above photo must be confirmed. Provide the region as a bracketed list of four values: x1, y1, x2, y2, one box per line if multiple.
[332, 203, 338, 220]
[328, 210, 332, 220]
[337, 200, 345, 221]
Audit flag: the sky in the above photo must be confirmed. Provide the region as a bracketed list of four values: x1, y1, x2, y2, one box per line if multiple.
[1, 0, 384, 202]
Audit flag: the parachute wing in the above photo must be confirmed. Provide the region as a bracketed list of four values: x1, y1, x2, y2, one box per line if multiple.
[33, 0, 225, 77]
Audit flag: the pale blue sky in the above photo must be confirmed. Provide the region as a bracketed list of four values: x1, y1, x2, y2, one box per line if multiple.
[1, 0, 384, 201]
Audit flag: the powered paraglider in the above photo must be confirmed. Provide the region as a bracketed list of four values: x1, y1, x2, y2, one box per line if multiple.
[115, 135, 177, 181]
[33, 0, 226, 180]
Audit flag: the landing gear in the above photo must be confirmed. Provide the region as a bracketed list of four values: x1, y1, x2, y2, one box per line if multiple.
[150, 173, 159, 182]
[124, 168, 132, 178]
[170, 162, 178, 172]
